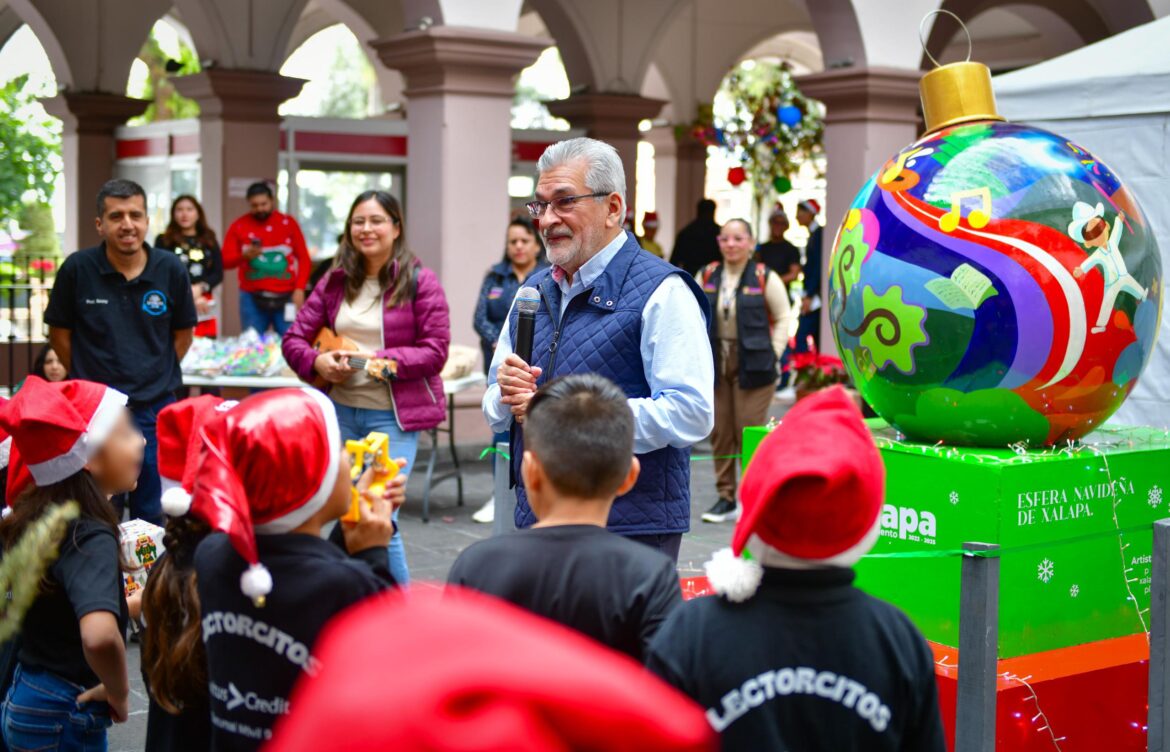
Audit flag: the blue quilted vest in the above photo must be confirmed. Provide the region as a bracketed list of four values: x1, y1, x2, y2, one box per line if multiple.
[508, 236, 710, 535]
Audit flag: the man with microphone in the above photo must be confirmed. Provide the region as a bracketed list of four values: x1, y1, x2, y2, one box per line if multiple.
[482, 137, 714, 562]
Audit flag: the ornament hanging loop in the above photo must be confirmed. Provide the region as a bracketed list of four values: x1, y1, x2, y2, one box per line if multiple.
[919, 9, 973, 69]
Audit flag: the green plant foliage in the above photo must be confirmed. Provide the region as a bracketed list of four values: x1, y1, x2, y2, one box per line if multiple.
[16, 202, 61, 274]
[0, 75, 59, 225]
[133, 29, 201, 124]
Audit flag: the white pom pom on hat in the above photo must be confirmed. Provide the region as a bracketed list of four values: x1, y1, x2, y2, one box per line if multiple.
[704, 547, 764, 603]
[160, 485, 193, 517]
[157, 395, 235, 517]
[240, 562, 274, 607]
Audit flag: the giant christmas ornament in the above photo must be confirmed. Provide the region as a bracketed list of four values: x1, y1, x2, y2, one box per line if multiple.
[828, 61, 1162, 446]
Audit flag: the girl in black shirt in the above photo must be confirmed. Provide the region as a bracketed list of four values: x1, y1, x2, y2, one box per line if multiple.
[0, 377, 145, 750]
[142, 516, 213, 752]
[155, 195, 223, 338]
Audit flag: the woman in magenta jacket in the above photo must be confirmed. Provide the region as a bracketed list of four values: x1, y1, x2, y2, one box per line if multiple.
[283, 190, 451, 585]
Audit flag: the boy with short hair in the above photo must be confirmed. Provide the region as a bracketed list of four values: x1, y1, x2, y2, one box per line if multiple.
[645, 387, 946, 751]
[448, 373, 682, 661]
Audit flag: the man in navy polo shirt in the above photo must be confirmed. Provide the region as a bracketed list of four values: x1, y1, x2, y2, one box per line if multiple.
[46, 179, 197, 524]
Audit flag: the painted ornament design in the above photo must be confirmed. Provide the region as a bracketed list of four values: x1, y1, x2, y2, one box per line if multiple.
[829, 122, 1163, 446]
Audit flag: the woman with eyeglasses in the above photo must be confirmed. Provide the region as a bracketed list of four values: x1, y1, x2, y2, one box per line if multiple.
[469, 217, 548, 524]
[696, 218, 793, 525]
[283, 191, 451, 585]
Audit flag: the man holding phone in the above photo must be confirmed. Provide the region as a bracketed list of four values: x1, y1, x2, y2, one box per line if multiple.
[222, 181, 311, 335]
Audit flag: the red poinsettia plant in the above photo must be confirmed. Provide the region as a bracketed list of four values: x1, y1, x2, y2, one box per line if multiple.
[788, 339, 850, 393]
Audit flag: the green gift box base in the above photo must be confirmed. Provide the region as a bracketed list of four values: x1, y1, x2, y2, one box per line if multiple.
[743, 421, 1170, 657]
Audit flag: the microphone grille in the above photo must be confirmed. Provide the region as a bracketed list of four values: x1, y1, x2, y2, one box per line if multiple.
[515, 287, 541, 314]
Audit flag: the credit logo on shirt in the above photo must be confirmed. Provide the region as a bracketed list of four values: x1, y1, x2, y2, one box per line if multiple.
[880, 504, 937, 545]
[141, 290, 168, 316]
[210, 681, 290, 716]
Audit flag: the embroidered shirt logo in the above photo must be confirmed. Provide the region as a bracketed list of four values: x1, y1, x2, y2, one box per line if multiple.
[142, 290, 168, 316]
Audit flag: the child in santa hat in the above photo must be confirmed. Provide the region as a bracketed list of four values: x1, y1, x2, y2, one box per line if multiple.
[0, 376, 145, 748]
[448, 373, 681, 662]
[268, 588, 717, 752]
[645, 386, 945, 751]
[189, 387, 404, 752]
[140, 394, 235, 752]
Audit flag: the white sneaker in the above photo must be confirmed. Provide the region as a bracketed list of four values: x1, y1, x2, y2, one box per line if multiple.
[702, 498, 740, 523]
[472, 498, 495, 524]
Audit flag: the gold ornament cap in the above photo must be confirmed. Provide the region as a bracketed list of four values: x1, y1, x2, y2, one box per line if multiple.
[920, 61, 1004, 133]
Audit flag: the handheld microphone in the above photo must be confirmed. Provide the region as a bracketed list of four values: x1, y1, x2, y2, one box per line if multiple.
[514, 287, 540, 364]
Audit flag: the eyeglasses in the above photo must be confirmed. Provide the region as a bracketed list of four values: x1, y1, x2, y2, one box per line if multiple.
[350, 216, 395, 229]
[525, 192, 608, 219]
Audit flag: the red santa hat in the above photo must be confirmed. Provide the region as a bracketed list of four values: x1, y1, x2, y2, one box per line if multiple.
[5, 447, 34, 512]
[189, 388, 340, 606]
[0, 397, 28, 515]
[705, 386, 885, 602]
[799, 198, 822, 216]
[0, 376, 128, 489]
[0, 398, 10, 471]
[268, 588, 717, 752]
[157, 395, 238, 517]
[643, 211, 660, 228]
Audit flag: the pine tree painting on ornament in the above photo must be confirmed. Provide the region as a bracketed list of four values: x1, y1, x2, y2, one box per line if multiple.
[828, 20, 1162, 448]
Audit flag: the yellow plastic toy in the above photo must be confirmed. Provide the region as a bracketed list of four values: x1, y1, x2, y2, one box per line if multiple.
[342, 432, 399, 523]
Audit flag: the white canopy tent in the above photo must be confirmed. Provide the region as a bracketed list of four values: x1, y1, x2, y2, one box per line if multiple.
[995, 17, 1170, 429]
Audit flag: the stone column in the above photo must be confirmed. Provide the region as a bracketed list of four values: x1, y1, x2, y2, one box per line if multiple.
[642, 125, 677, 246]
[43, 93, 148, 253]
[374, 27, 547, 352]
[795, 66, 922, 355]
[173, 69, 305, 336]
[545, 93, 666, 215]
[673, 134, 709, 249]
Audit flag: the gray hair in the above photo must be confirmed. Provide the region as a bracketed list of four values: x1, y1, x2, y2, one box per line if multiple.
[537, 138, 626, 207]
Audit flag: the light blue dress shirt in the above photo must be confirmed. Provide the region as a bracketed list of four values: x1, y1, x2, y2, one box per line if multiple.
[482, 230, 715, 455]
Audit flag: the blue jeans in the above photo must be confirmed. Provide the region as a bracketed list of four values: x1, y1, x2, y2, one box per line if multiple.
[239, 292, 292, 336]
[334, 403, 419, 586]
[113, 395, 175, 526]
[2, 667, 111, 752]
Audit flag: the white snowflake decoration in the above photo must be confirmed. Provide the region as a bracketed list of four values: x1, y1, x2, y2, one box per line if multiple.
[1038, 558, 1055, 584]
[1150, 485, 1163, 509]
[949, 491, 960, 506]
[1070, 584, 1079, 598]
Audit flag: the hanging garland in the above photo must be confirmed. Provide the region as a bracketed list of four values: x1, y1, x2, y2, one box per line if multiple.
[679, 61, 826, 203]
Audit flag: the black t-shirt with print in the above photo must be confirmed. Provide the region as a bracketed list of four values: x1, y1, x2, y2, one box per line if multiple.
[17, 518, 128, 688]
[44, 244, 198, 404]
[447, 525, 682, 662]
[646, 567, 946, 752]
[194, 532, 393, 752]
[154, 234, 224, 292]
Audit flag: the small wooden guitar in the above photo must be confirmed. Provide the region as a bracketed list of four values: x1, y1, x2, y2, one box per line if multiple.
[308, 326, 397, 389]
